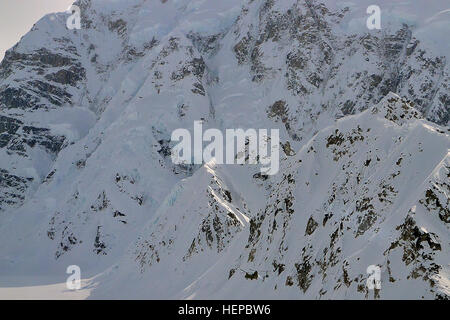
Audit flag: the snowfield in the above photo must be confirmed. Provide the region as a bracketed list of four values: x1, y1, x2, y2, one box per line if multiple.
[0, 0, 448, 299]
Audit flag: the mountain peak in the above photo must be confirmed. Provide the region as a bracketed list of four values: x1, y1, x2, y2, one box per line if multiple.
[0, 0, 448, 300]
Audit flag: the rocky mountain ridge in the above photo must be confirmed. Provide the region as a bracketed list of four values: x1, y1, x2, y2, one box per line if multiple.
[0, 0, 448, 299]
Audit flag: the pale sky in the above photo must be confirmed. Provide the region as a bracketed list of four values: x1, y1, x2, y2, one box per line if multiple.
[0, 0, 74, 61]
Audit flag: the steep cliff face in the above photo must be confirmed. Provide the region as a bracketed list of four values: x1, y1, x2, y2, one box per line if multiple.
[0, 0, 448, 299]
[90, 93, 448, 299]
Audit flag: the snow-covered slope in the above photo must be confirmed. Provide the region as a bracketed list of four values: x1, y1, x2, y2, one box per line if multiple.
[0, 0, 448, 299]
[90, 93, 449, 299]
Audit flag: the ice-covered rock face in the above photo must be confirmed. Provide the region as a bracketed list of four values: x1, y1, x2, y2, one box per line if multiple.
[0, 0, 448, 299]
[89, 93, 449, 300]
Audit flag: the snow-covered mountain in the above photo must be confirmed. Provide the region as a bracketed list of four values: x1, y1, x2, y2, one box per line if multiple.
[0, 0, 448, 299]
